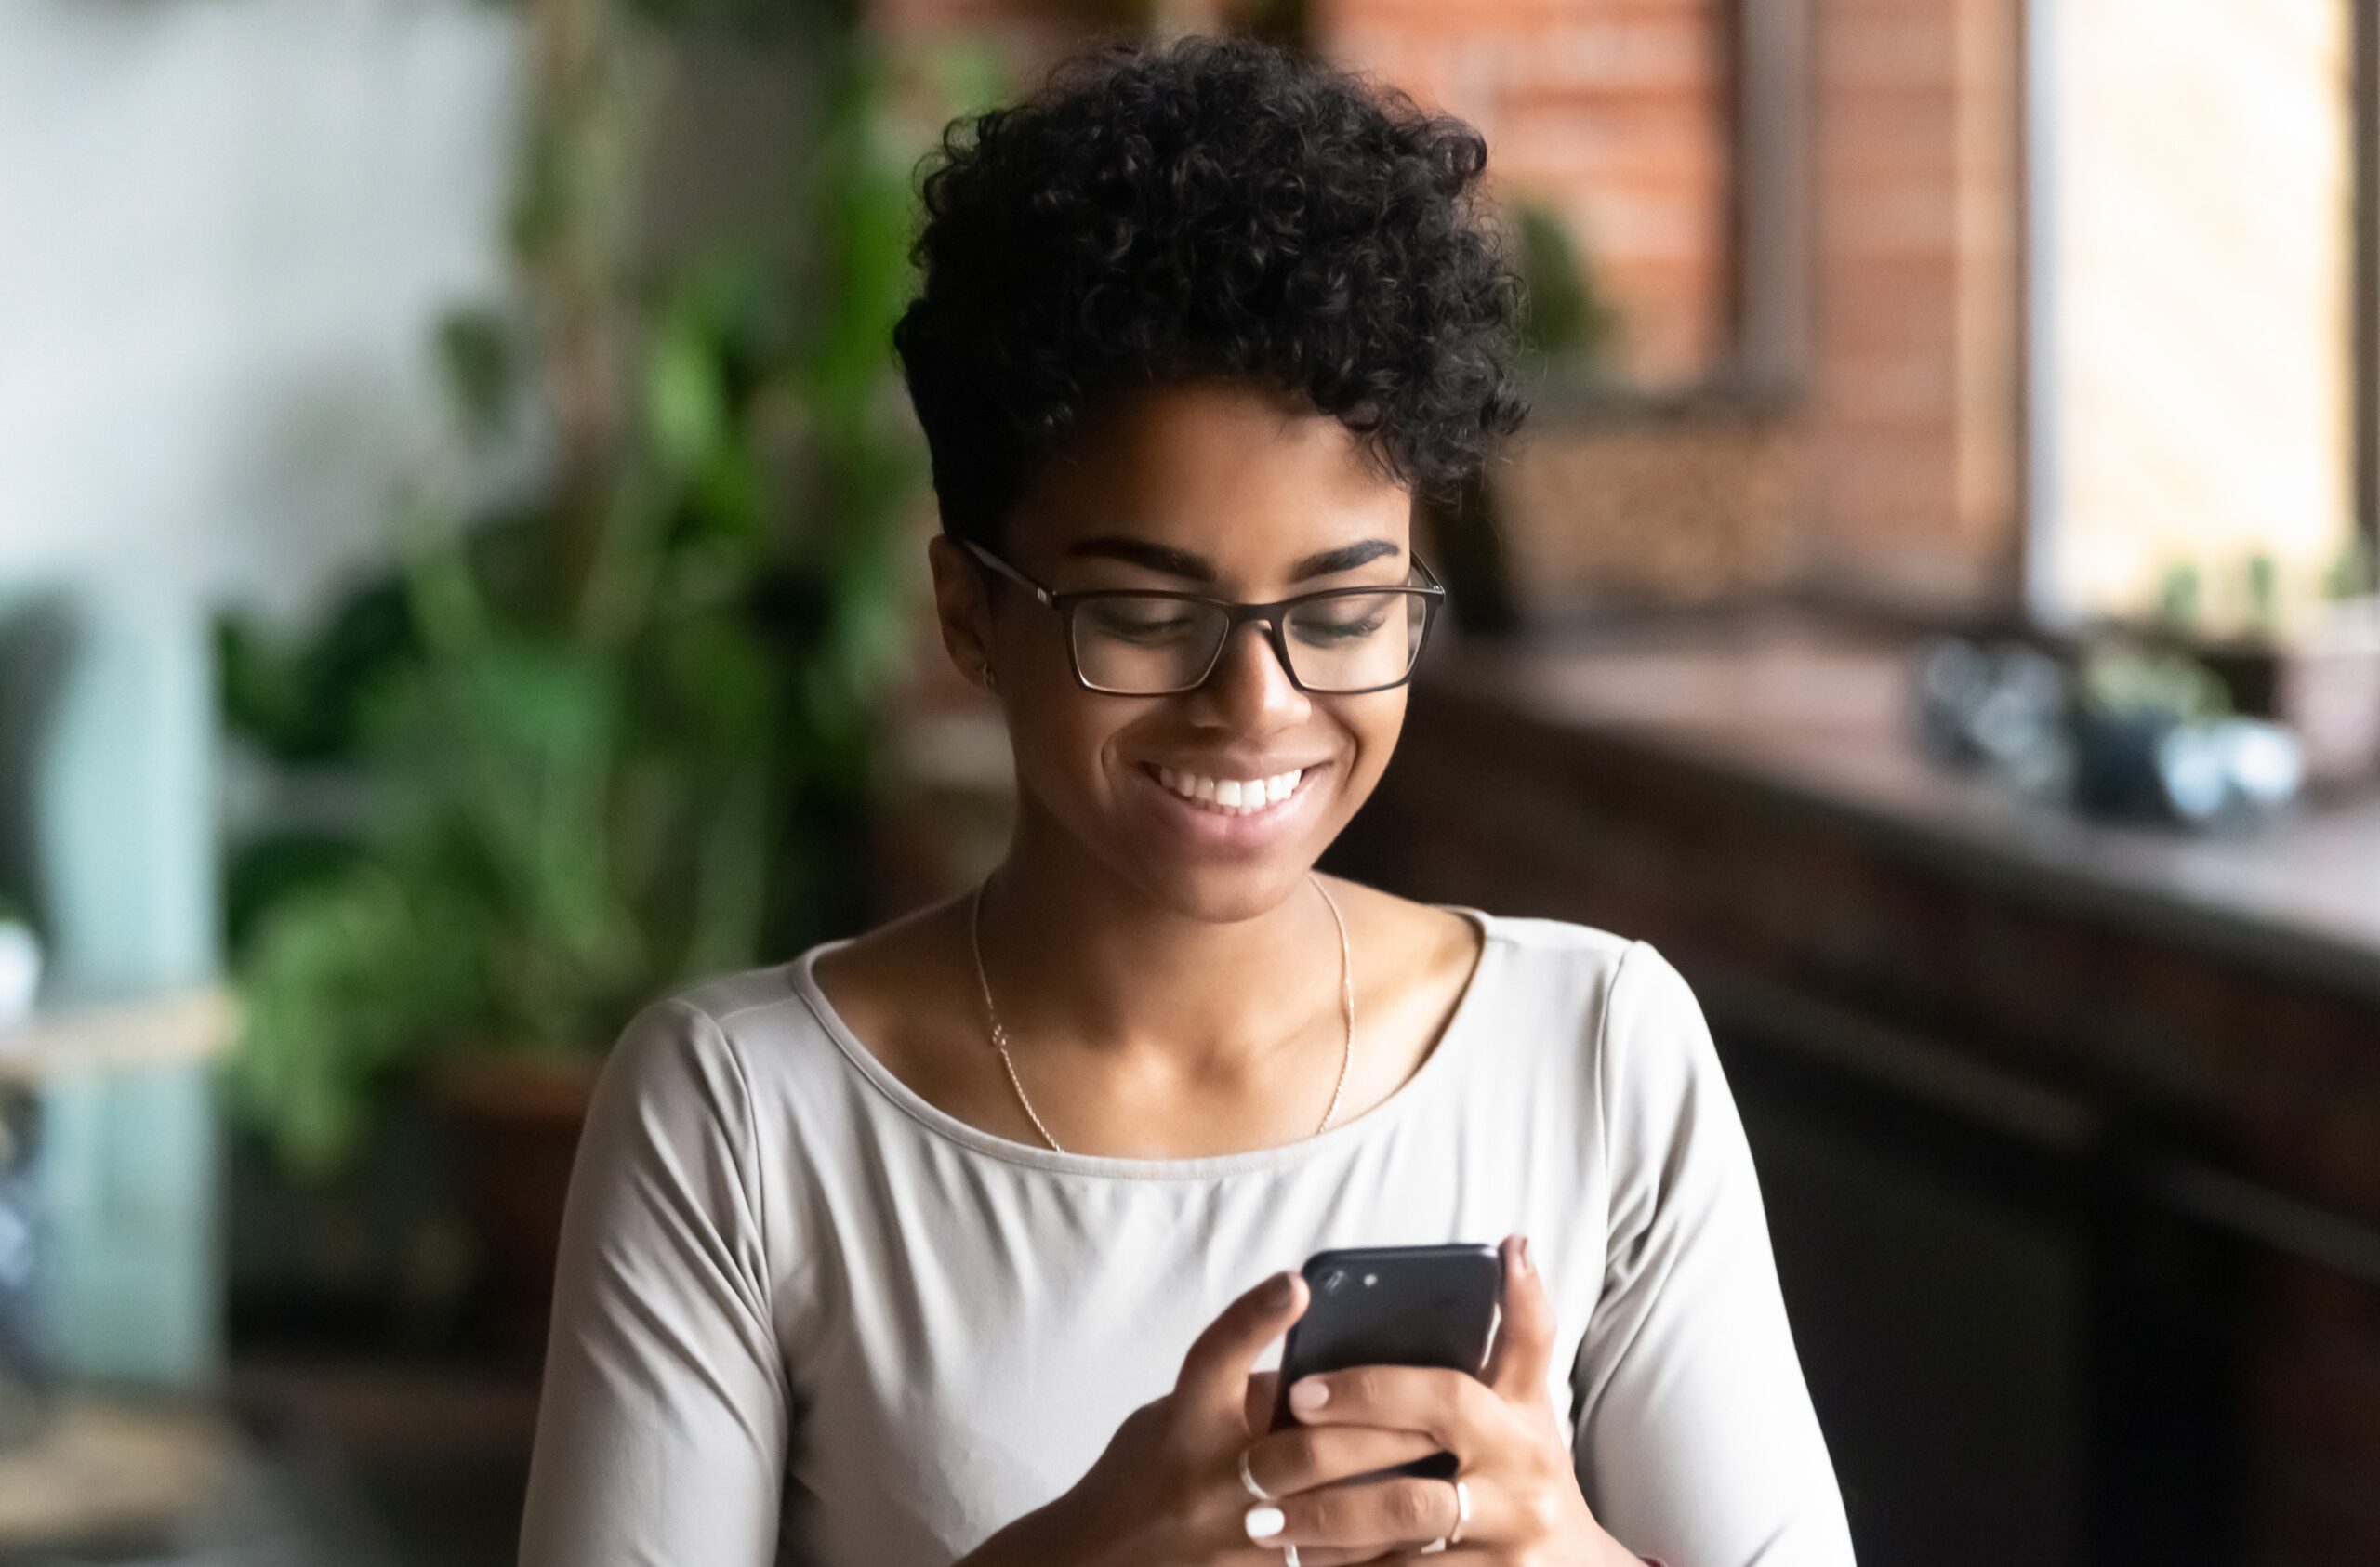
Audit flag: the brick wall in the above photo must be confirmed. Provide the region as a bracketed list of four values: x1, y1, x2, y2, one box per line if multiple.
[1800, 0, 2024, 611]
[1313, 0, 1734, 389]
[1322, 0, 2028, 614]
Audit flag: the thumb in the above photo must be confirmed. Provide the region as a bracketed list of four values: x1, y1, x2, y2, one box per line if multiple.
[1177, 1269, 1307, 1428]
[1483, 1234, 1556, 1402]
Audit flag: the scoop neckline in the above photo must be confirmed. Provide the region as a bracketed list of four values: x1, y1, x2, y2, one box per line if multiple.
[789, 903, 1502, 1181]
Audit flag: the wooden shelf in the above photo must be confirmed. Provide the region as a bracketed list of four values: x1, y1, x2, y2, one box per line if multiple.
[0, 986, 236, 1087]
[0, 1395, 234, 1548]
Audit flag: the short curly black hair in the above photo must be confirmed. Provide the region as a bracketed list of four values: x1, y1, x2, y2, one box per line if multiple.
[892, 33, 1530, 548]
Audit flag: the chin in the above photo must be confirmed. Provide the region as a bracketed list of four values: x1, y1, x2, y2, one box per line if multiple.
[1125, 851, 1336, 923]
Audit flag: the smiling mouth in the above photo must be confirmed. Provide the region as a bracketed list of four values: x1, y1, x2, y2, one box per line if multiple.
[1138, 760, 1329, 819]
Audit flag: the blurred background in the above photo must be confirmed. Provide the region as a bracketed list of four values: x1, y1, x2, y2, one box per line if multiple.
[0, 0, 2374, 1561]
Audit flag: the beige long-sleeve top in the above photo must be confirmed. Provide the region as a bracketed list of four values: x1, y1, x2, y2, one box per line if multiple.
[517, 906, 1858, 1567]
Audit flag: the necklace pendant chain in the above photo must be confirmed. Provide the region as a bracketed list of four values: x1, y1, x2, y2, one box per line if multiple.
[969, 871, 1355, 1156]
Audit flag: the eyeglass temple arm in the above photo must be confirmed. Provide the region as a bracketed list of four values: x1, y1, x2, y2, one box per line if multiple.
[960, 539, 1055, 607]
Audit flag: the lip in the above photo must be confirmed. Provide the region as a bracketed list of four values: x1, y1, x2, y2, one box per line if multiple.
[1129, 758, 1331, 854]
[1141, 757, 1334, 776]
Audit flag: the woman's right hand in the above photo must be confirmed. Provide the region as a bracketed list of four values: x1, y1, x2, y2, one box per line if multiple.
[960, 1269, 1447, 1567]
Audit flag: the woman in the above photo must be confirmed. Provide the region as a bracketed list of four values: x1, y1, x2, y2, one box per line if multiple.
[518, 33, 1856, 1567]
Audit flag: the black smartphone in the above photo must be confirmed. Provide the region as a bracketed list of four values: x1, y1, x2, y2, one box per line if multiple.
[1266, 1243, 1504, 1481]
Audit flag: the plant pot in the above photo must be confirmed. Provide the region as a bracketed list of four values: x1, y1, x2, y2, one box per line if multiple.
[2182, 598, 2380, 792]
[424, 1050, 602, 1362]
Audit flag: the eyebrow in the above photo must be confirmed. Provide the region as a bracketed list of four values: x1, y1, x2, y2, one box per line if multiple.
[1063, 535, 1403, 583]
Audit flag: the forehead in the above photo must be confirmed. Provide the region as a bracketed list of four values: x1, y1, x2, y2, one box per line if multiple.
[1005, 380, 1414, 580]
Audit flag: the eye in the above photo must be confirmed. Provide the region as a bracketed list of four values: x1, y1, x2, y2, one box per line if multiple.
[1082, 599, 1203, 641]
[1295, 614, 1387, 644]
[1289, 590, 1401, 644]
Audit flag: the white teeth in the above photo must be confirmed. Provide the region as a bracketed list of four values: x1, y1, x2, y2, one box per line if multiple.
[1151, 765, 1308, 816]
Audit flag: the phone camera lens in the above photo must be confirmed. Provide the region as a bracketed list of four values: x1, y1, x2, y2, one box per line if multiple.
[1321, 1269, 1346, 1295]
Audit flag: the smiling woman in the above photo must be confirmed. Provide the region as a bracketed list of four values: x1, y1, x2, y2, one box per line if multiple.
[518, 33, 1856, 1567]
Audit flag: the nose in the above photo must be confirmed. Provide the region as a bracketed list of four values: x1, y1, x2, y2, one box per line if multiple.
[1190, 619, 1311, 725]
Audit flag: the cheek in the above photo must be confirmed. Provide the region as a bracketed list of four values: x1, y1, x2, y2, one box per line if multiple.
[1005, 684, 1138, 801]
[1340, 695, 1408, 789]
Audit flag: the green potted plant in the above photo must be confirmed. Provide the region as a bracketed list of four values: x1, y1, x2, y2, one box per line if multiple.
[1419, 196, 1619, 638]
[2139, 541, 2380, 792]
[218, 30, 960, 1349]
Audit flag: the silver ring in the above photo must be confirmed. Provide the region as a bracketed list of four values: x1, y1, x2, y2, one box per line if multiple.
[1237, 1445, 1277, 1503]
[1283, 1547, 1300, 1567]
[1416, 1477, 1471, 1553]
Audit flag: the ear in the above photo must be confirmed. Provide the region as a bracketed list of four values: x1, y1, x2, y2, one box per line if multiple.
[926, 533, 998, 689]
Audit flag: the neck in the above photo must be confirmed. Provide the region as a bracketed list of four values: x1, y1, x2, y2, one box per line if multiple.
[971, 805, 1347, 1079]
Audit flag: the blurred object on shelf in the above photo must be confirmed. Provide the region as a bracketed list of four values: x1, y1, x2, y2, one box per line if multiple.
[2164, 598, 2380, 793]
[1455, 384, 1801, 635]
[2069, 644, 2301, 826]
[0, 1093, 37, 1453]
[0, 912, 36, 1033]
[2133, 544, 2380, 791]
[1912, 636, 2069, 797]
[0, 990, 236, 1453]
[1913, 635, 2306, 830]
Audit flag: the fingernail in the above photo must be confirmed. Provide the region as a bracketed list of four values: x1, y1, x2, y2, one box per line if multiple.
[1518, 1235, 1535, 1275]
[1289, 1377, 1329, 1412]
[1244, 1505, 1286, 1539]
[1263, 1270, 1294, 1307]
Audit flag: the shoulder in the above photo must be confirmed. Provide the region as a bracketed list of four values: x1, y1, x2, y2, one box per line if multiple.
[578, 959, 854, 1266]
[1474, 908, 1640, 965]
[1459, 906, 1670, 1023]
[593, 947, 860, 1128]
[1322, 881, 1683, 1039]
[1471, 910, 1696, 1009]
[1452, 911, 1716, 1103]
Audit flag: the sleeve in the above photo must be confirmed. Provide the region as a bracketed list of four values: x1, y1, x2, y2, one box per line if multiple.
[517, 996, 791, 1567]
[1568, 942, 1858, 1567]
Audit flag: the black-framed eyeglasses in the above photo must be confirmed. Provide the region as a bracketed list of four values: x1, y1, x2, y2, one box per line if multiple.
[960, 538, 1448, 696]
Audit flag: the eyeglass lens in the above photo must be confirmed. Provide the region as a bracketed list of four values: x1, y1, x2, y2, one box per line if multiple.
[1071, 590, 1428, 694]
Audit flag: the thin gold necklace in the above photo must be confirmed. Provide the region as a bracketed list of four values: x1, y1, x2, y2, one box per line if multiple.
[968, 871, 1355, 1154]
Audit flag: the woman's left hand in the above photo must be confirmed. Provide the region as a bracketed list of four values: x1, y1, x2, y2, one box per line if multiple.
[1256, 1233, 1638, 1565]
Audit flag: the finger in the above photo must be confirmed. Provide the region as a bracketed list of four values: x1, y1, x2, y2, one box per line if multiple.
[1250, 1539, 1408, 1566]
[1247, 1471, 1477, 1554]
[1280, 1364, 1501, 1457]
[1481, 1233, 1556, 1402]
[1244, 1369, 1278, 1434]
[1255, 1546, 1404, 1567]
[1239, 1423, 1446, 1499]
[1178, 1269, 1308, 1427]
